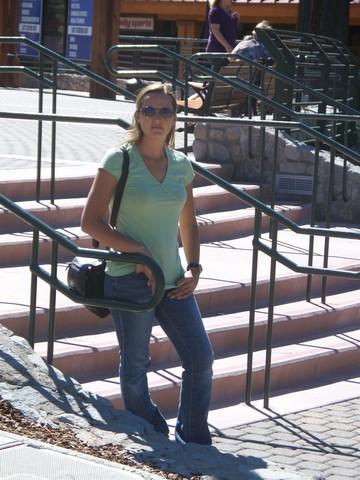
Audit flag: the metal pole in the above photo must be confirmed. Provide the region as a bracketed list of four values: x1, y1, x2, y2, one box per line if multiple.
[245, 208, 262, 404]
[306, 139, 321, 301]
[28, 229, 40, 347]
[50, 60, 57, 204]
[47, 240, 58, 364]
[36, 53, 44, 202]
[264, 219, 278, 409]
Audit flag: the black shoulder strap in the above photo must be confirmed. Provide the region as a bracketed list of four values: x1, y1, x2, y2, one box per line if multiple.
[92, 147, 130, 248]
[110, 147, 130, 227]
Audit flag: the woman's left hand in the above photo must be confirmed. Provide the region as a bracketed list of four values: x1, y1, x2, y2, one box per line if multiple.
[166, 270, 200, 300]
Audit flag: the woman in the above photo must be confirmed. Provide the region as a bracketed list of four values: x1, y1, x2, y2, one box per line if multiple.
[81, 83, 214, 445]
[206, 0, 239, 56]
[231, 20, 272, 62]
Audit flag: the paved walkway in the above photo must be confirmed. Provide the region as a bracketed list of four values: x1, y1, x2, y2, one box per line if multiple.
[210, 389, 360, 479]
[0, 87, 360, 479]
[0, 383, 359, 480]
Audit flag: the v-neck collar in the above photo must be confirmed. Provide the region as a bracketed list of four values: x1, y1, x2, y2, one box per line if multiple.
[134, 144, 170, 185]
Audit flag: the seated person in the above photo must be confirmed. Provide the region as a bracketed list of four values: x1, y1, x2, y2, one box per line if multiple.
[231, 21, 274, 115]
[231, 20, 273, 64]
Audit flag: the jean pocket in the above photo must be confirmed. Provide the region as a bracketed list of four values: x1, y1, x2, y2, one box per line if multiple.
[105, 272, 152, 305]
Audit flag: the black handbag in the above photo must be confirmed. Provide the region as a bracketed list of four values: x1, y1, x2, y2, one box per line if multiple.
[67, 148, 130, 318]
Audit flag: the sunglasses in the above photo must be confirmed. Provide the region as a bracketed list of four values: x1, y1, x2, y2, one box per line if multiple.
[140, 105, 175, 119]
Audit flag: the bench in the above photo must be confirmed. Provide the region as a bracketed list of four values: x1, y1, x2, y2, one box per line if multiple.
[177, 62, 275, 117]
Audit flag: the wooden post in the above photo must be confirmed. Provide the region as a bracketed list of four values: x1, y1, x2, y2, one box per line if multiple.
[0, 0, 19, 87]
[89, 0, 119, 99]
[176, 20, 202, 80]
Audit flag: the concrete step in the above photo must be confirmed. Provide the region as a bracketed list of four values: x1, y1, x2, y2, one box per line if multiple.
[193, 183, 261, 214]
[81, 327, 360, 415]
[0, 180, 253, 236]
[34, 290, 360, 383]
[0, 182, 250, 235]
[1, 230, 360, 339]
[0, 162, 234, 201]
[0, 198, 85, 234]
[0, 166, 97, 202]
[197, 202, 310, 243]
[0, 202, 310, 266]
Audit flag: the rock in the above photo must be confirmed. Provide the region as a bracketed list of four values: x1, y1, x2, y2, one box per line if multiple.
[194, 122, 208, 141]
[284, 141, 301, 161]
[208, 127, 224, 143]
[193, 139, 208, 162]
[280, 161, 307, 174]
[224, 125, 241, 143]
[208, 141, 231, 163]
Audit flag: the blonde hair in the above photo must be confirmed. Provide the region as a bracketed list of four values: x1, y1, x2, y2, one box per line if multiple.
[209, 0, 221, 7]
[125, 82, 177, 148]
[252, 20, 272, 38]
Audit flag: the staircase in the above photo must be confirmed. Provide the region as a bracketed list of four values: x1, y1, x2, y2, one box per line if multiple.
[1, 161, 360, 417]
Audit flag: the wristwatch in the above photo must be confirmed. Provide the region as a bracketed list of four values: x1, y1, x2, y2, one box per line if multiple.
[187, 262, 203, 274]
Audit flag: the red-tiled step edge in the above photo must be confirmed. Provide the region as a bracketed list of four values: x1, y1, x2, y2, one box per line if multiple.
[80, 327, 360, 415]
[1, 260, 360, 340]
[0, 181, 257, 235]
[0, 162, 234, 202]
[0, 202, 309, 266]
[34, 290, 360, 384]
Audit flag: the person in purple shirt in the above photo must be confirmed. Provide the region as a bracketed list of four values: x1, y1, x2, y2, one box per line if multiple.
[206, 0, 239, 70]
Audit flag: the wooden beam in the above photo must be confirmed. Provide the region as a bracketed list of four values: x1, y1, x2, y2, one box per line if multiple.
[119, 0, 207, 22]
[90, 0, 118, 99]
[118, 1, 360, 28]
[350, 4, 360, 26]
[0, 0, 19, 87]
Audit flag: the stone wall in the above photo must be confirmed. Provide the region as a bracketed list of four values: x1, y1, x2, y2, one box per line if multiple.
[193, 122, 360, 223]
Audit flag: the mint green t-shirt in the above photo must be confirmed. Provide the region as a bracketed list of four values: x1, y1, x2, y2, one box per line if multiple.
[100, 143, 195, 289]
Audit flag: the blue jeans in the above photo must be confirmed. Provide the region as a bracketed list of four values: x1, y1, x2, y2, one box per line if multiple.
[104, 272, 214, 443]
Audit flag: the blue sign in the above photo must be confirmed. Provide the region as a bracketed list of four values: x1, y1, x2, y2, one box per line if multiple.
[66, 0, 93, 62]
[18, 0, 43, 56]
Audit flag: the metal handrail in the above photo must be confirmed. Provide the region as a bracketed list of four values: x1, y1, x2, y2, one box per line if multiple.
[2, 108, 360, 288]
[1, 111, 359, 407]
[106, 43, 360, 120]
[2, 109, 360, 244]
[0, 193, 165, 364]
[189, 51, 360, 119]
[255, 28, 360, 113]
[0, 36, 135, 99]
[105, 43, 360, 157]
[0, 36, 137, 207]
[1, 108, 359, 176]
[2, 38, 360, 408]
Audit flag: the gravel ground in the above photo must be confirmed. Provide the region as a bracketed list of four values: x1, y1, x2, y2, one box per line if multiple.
[0, 399, 200, 480]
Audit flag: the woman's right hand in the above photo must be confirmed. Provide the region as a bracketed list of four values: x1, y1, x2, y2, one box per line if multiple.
[135, 247, 156, 294]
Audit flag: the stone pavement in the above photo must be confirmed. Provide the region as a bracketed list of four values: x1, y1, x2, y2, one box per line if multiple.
[211, 395, 360, 479]
[0, 86, 189, 171]
[0, 87, 360, 479]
